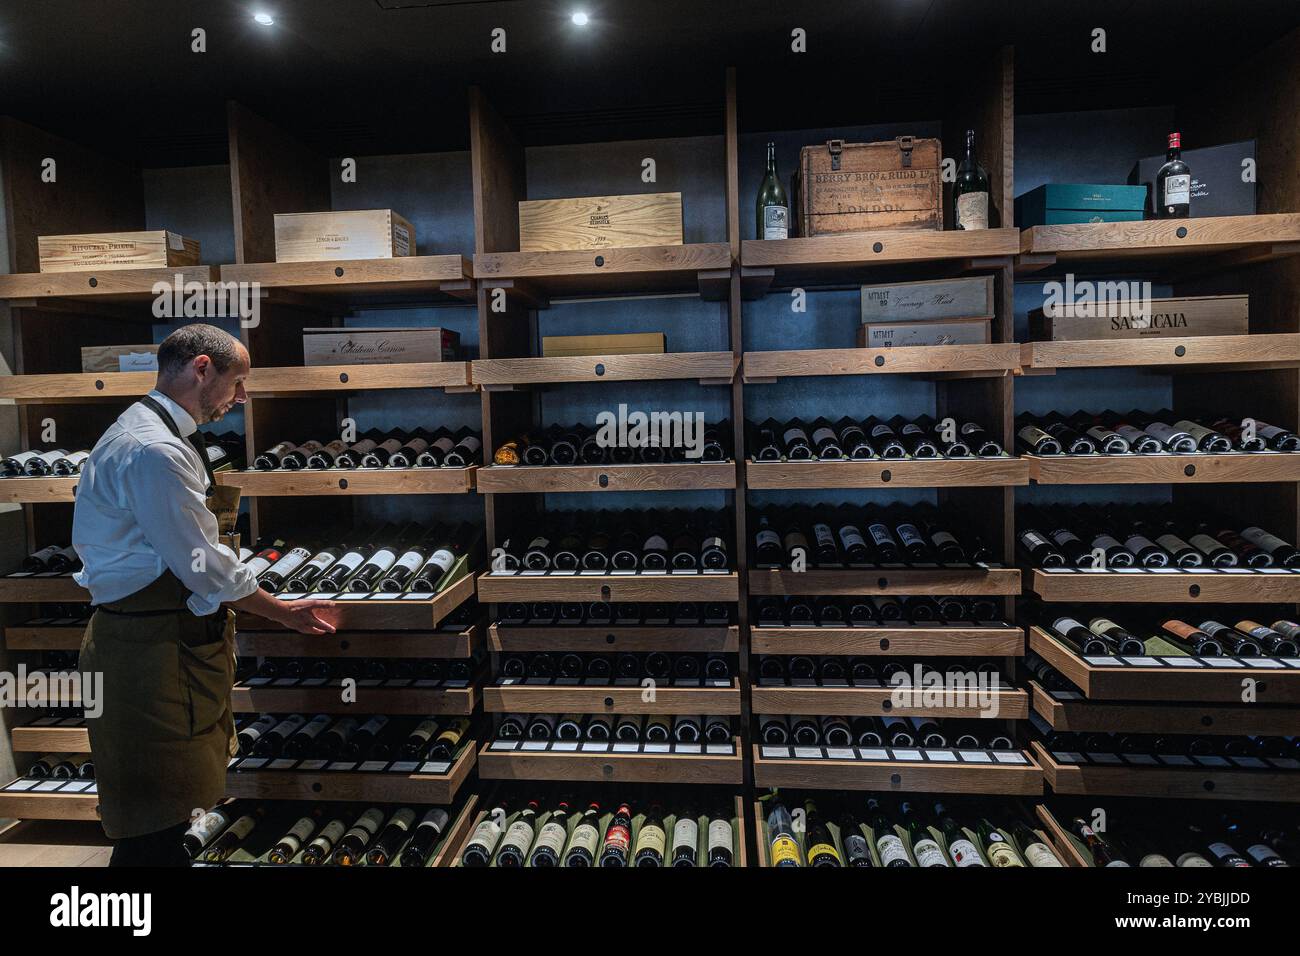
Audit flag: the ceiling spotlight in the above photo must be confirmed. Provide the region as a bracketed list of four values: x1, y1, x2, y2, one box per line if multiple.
[571, 11, 589, 26]
[253, 12, 274, 26]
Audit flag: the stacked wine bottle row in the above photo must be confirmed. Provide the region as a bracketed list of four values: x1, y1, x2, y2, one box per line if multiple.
[251, 428, 481, 471]
[186, 801, 457, 866]
[497, 652, 733, 683]
[750, 416, 1005, 462]
[13, 544, 82, 575]
[245, 522, 481, 595]
[22, 753, 94, 780]
[1, 431, 246, 477]
[1017, 411, 1298, 456]
[462, 792, 737, 867]
[1019, 505, 1300, 569]
[495, 713, 734, 745]
[1032, 716, 1300, 764]
[755, 594, 1004, 626]
[758, 715, 1014, 750]
[754, 505, 995, 568]
[234, 713, 471, 763]
[499, 599, 732, 625]
[496, 509, 731, 572]
[764, 794, 1060, 867]
[239, 655, 481, 686]
[756, 656, 1009, 688]
[1037, 613, 1300, 660]
[492, 422, 731, 466]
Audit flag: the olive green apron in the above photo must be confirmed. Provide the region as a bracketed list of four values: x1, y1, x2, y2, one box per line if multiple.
[77, 396, 244, 839]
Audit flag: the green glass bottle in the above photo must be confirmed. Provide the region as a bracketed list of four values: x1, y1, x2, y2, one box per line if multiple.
[756, 142, 789, 240]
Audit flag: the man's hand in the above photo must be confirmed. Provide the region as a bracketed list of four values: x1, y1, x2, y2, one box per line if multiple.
[275, 598, 338, 635]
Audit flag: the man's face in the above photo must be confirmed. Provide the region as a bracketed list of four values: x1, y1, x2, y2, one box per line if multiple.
[196, 347, 250, 424]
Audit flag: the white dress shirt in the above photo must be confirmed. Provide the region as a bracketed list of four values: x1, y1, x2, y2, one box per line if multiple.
[72, 389, 258, 616]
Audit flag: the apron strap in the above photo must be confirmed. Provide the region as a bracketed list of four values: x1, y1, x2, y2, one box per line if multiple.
[137, 395, 216, 495]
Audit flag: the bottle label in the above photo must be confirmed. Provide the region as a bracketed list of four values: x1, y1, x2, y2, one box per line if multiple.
[634, 824, 666, 858]
[808, 841, 842, 864]
[1207, 843, 1251, 867]
[1024, 842, 1063, 867]
[783, 427, 808, 446]
[913, 837, 947, 867]
[769, 834, 801, 866]
[533, 821, 568, 858]
[286, 815, 317, 844]
[502, 819, 536, 853]
[957, 191, 989, 229]
[813, 524, 836, 548]
[763, 204, 789, 240]
[812, 427, 836, 445]
[1020, 530, 1050, 549]
[1139, 853, 1175, 867]
[392, 549, 426, 574]
[673, 817, 700, 854]
[227, 815, 257, 841]
[418, 808, 449, 832]
[930, 530, 959, 548]
[877, 834, 910, 866]
[1246, 844, 1287, 866]
[302, 551, 339, 574]
[707, 819, 730, 854]
[466, 818, 502, 853]
[868, 523, 894, 547]
[896, 523, 924, 547]
[568, 823, 600, 860]
[1240, 526, 1286, 552]
[1163, 174, 1191, 206]
[604, 822, 632, 856]
[264, 548, 310, 576]
[328, 550, 367, 577]
[986, 838, 1023, 867]
[185, 810, 229, 846]
[948, 837, 983, 867]
[1177, 852, 1214, 867]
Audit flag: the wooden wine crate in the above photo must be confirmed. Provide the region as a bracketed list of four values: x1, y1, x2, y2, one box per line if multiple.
[858, 318, 991, 348]
[541, 332, 666, 357]
[302, 326, 460, 367]
[518, 192, 683, 252]
[860, 275, 995, 323]
[37, 230, 200, 273]
[273, 209, 415, 262]
[79, 344, 159, 373]
[1028, 294, 1248, 341]
[796, 137, 942, 236]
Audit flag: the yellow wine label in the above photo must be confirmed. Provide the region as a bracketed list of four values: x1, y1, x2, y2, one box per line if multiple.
[808, 841, 842, 864]
[770, 834, 802, 866]
[634, 824, 666, 857]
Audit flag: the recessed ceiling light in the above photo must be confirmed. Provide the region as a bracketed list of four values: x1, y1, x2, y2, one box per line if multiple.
[571, 11, 589, 26]
[253, 13, 274, 26]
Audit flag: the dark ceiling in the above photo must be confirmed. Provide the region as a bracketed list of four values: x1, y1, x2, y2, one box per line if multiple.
[1, 0, 1297, 165]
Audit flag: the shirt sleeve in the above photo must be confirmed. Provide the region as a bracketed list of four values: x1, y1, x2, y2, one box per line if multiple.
[122, 442, 259, 616]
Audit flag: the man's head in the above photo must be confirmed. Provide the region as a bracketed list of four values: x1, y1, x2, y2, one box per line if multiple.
[155, 324, 250, 424]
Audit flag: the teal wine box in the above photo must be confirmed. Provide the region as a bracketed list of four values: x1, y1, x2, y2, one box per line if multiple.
[1015, 184, 1149, 226]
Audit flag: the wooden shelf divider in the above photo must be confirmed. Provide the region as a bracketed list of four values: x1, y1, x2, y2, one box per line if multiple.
[749, 568, 1020, 596]
[476, 571, 739, 603]
[470, 351, 737, 387]
[476, 461, 735, 493]
[742, 344, 1020, 382]
[488, 623, 739, 653]
[752, 746, 1043, 794]
[1025, 452, 1300, 484]
[477, 737, 744, 784]
[482, 680, 742, 715]
[216, 467, 476, 496]
[746, 457, 1027, 489]
[1028, 568, 1300, 604]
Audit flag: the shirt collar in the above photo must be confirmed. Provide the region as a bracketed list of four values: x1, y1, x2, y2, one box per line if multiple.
[147, 389, 199, 437]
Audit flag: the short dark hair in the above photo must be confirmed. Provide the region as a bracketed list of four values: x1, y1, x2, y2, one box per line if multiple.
[157, 324, 245, 378]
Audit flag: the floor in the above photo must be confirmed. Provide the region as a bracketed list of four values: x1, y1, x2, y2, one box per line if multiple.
[0, 819, 111, 867]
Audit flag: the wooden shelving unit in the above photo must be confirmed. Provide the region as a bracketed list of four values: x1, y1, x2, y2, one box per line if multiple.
[216, 467, 476, 496]
[752, 746, 1043, 794]
[488, 623, 739, 653]
[1025, 452, 1300, 484]
[742, 344, 1021, 382]
[746, 457, 1027, 489]
[751, 684, 1029, 719]
[0, 478, 79, 503]
[219, 254, 474, 300]
[483, 680, 742, 715]
[1028, 568, 1300, 604]
[1028, 681, 1300, 736]
[471, 351, 738, 387]
[477, 737, 744, 784]
[749, 568, 1021, 596]
[475, 461, 735, 493]
[1020, 333, 1300, 374]
[230, 683, 478, 715]
[751, 624, 1024, 657]
[225, 743, 476, 805]
[474, 244, 733, 301]
[477, 571, 740, 603]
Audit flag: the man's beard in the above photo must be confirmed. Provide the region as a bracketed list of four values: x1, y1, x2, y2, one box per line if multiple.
[198, 388, 229, 424]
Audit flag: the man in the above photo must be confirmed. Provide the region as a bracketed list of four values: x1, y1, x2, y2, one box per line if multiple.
[73, 323, 335, 866]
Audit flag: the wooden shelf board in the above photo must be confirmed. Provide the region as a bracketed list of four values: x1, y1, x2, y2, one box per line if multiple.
[3, 625, 87, 650]
[236, 624, 480, 659]
[219, 255, 474, 299]
[748, 567, 1020, 596]
[477, 571, 739, 603]
[0, 576, 87, 603]
[1020, 333, 1300, 373]
[0, 477, 78, 503]
[488, 623, 739, 653]
[224, 744, 475, 805]
[751, 685, 1028, 718]
[751, 624, 1023, 656]
[0, 371, 155, 403]
[746, 457, 1026, 489]
[11, 725, 88, 752]
[752, 746, 1043, 794]
[483, 680, 742, 715]
[476, 461, 735, 493]
[1032, 742, 1300, 802]
[0, 787, 100, 822]
[473, 243, 732, 300]
[0, 265, 218, 302]
[1028, 681, 1300, 736]
[216, 467, 475, 496]
[236, 570, 476, 630]
[742, 344, 1020, 382]
[1028, 627, 1300, 703]
[476, 737, 744, 784]
[740, 228, 1020, 279]
[471, 351, 737, 386]
[246, 362, 473, 393]
[231, 684, 476, 715]
[1029, 568, 1300, 604]
[1026, 452, 1300, 484]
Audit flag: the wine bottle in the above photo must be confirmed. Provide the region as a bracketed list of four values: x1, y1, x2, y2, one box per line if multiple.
[280, 440, 324, 470]
[599, 802, 634, 867]
[1235, 619, 1300, 657]
[953, 128, 990, 229]
[1199, 620, 1262, 657]
[461, 802, 508, 866]
[563, 802, 602, 867]
[51, 450, 91, 476]
[300, 814, 348, 866]
[756, 141, 789, 240]
[527, 797, 572, 867]
[934, 803, 986, 867]
[495, 799, 540, 867]
[869, 798, 912, 867]
[399, 808, 450, 868]
[804, 799, 843, 867]
[306, 439, 350, 469]
[632, 803, 667, 867]
[202, 806, 265, 863]
[765, 801, 802, 867]
[252, 714, 306, 758]
[901, 800, 948, 867]
[267, 808, 323, 865]
[1011, 820, 1064, 867]
[670, 804, 698, 868]
[1160, 619, 1225, 657]
[253, 440, 297, 471]
[183, 804, 236, 858]
[1155, 131, 1191, 218]
[1072, 817, 1130, 866]
[977, 818, 1025, 867]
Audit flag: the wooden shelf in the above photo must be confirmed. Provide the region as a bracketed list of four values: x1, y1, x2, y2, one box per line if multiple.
[739, 228, 1019, 288]
[225, 743, 475, 805]
[3, 624, 87, 650]
[474, 243, 732, 301]
[216, 467, 476, 496]
[219, 255, 474, 300]
[1027, 626, 1300, 703]
[477, 737, 744, 784]
[752, 746, 1043, 794]
[751, 624, 1023, 657]
[231, 683, 477, 716]
[471, 351, 737, 387]
[1020, 333, 1300, 374]
[748, 567, 1020, 597]
[0, 785, 100, 822]
[0, 477, 79, 503]
[1026, 452, 1300, 484]
[237, 623, 481, 659]
[246, 362, 474, 394]
[742, 344, 1020, 382]
[477, 571, 739, 603]
[752, 685, 1028, 719]
[488, 623, 739, 653]
[1016, 213, 1300, 277]
[483, 680, 742, 715]
[0, 371, 155, 403]
[0, 265, 218, 302]
[236, 570, 476, 630]
[1033, 804, 1092, 868]
[1028, 568, 1300, 604]
[476, 462, 735, 493]
[746, 457, 1027, 489]
[0, 576, 87, 603]
[1032, 742, 1300, 802]
[1028, 681, 1300, 736]
[11, 725, 88, 753]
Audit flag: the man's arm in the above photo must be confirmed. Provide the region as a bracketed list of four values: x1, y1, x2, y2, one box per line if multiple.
[229, 587, 336, 635]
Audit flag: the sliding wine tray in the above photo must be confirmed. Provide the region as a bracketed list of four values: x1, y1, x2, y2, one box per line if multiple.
[1028, 566, 1300, 603]
[488, 622, 739, 654]
[749, 566, 1020, 596]
[1028, 626, 1300, 703]
[1028, 681, 1300, 737]
[1024, 451, 1300, 485]
[477, 569, 740, 602]
[475, 461, 736, 493]
[230, 675, 479, 716]
[746, 456, 1028, 489]
[742, 344, 1020, 383]
[216, 466, 477, 496]
[477, 735, 744, 784]
[1019, 333, 1300, 375]
[484, 677, 742, 716]
[1032, 741, 1300, 803]
[751, 742, 1043, 795]
[751, 677, 1028, 720]
[0, 477, 79, 503]
[751, 621, 1024, 657]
